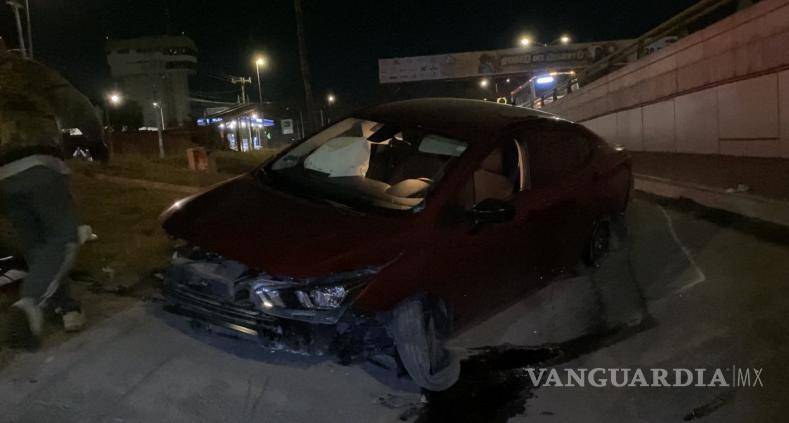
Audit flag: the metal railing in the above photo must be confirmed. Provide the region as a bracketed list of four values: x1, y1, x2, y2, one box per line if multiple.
[580, 0, 742, 86]
[525, 0, 751, 109]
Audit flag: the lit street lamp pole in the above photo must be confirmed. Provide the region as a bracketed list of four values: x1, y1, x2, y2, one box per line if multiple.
[153, 102, 165, 159]
[326, 93, 335, 124]
[6, 0, 27, 57]
[549, 34, 572, 46]
[104, 92, 123, 154]
[24, 0, 32, 58]
[105, 91, 123, 129]
[254, 56, 266, 105]
[253, 56, 268, 145]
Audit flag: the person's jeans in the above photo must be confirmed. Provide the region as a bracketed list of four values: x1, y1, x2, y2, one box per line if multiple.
[0, 165, 80, 309]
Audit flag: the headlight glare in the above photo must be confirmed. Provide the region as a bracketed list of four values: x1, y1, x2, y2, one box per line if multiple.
[295, 290, 314, 309]
[252, 285, 286, 310]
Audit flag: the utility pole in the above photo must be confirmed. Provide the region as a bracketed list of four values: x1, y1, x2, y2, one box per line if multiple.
[24, 0, 32, 58]
[230, 76, 252, 104]
[6, 1, 27, 57]
[294, 0, 315, 132]
[299, 109, 305, 139]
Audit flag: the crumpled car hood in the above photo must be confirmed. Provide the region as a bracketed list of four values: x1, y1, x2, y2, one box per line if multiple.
[160, 172, 410, 278]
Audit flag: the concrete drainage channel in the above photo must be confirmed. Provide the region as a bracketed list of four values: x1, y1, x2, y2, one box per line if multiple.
[634, 174, 789, 228]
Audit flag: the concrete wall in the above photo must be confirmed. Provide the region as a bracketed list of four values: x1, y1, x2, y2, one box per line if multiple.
[543, 0, 789, 159]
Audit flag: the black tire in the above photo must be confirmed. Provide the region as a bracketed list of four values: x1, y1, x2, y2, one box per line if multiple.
[389, 296, 460, 392]
[586, 217, 612, 268]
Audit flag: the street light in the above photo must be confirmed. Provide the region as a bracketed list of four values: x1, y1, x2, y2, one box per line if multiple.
[559, 34, 572, 45]
[479, 78, 490, 88]
[24, 0, 32, 58]
[254, 55, 267, 106]
[324, 94, 336, 125]
[152, 102, 165, 128]
[518, 36, 532, 47]
[6, 0, 26, 57]
[108, 92, 123, 106]
[104, 91, 123, 131]
[152, 102, 165, 159]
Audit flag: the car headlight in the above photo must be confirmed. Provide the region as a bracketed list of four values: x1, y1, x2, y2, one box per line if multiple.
[249, 267, 378, 321]
[295, 285, 347, 309]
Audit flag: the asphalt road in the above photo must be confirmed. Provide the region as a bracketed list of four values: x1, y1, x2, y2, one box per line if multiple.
[1, 196, 788, 422]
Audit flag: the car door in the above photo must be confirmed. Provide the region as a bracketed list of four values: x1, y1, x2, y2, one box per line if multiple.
[515, 121, 598, 277]
[427, 138, 544, 327]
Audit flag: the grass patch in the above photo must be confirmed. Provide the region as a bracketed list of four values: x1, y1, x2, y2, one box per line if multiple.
[71, 155, 226, 187]
[70, 149, 279, 188]
[70, 173, 185, 282]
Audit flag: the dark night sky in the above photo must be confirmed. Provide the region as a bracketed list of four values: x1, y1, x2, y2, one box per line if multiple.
[1, 0, 698, 111]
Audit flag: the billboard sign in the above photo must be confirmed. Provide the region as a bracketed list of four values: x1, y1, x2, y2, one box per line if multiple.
[378, 40, 633, 84]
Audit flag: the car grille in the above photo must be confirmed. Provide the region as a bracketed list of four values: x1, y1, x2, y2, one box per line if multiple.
[164, 284, 282, 336]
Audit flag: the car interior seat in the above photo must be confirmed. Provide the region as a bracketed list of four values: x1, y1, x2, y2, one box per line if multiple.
[473, 148, 515, 204]
[386, 152, 445, 185]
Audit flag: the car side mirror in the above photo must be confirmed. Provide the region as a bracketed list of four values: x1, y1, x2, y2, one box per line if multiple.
[469, 198, 516, 227]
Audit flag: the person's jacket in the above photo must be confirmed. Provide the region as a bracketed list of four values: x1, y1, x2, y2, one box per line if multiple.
[0, 49, 106, 168]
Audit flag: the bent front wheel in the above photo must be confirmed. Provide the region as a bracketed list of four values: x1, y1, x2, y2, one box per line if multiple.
[389, 297, 460, 392]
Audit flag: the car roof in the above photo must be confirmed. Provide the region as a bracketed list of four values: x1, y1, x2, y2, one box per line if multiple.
[359, 98, 566, 144]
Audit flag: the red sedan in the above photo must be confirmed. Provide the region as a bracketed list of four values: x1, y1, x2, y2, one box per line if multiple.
[160, 98, 632, 390]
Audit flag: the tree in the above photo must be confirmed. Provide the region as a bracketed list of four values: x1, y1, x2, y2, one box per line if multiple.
[108, 100, 143, 131]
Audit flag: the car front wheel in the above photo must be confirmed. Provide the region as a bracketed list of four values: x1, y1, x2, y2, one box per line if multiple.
[388, 296, 460, 391]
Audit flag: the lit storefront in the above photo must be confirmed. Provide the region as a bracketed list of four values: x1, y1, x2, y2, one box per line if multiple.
[197, 105, 275, 151]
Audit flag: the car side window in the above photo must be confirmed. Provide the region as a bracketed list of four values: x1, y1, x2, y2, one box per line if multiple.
[517, 126, 592, 189]
[454, 140, 523, 211]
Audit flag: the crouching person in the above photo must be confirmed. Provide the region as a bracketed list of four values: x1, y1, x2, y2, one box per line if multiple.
[0, 39, 107, 348]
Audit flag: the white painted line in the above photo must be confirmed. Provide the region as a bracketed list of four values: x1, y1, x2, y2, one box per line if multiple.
[657, 205, 706, 294]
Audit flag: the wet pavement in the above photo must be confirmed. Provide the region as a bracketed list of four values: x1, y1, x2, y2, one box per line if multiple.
[1, 196, 788, 422]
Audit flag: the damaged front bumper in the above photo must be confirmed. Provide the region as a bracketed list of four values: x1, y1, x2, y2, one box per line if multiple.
[164, 283, 281, 337]
[164, 284, 340, 354]
[161, 251, 389, 356]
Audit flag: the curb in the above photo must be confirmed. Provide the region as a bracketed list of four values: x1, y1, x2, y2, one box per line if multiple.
[634, 173, 789, 227]
[91, 173, 201, 195]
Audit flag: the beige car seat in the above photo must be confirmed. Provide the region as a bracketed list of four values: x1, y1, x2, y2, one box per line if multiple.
[473, 148, 515, 204]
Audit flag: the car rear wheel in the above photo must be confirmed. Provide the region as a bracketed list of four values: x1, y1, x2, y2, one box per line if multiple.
[389, 296, 460, 391]
[586, 217, 612, 268]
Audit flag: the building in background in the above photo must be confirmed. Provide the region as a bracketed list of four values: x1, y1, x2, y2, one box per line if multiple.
[106, 35, 197, 129]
